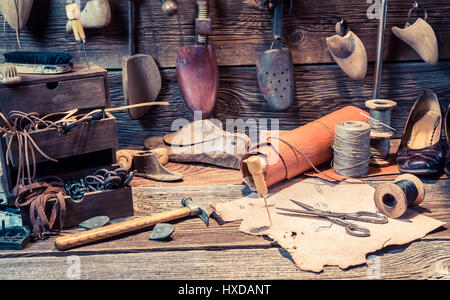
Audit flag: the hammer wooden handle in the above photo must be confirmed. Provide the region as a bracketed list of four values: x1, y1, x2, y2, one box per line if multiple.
[247, 156, 268, 196]
[55, 207, 191, 251]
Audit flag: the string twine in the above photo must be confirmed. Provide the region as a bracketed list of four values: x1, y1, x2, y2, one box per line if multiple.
[65, 168, 136, 201]
[369, 109, 392, 133]
[332, 121, 371, 178]
[370, 137, 390, 160]
[394, 179, 419, 206]
[0, 109, 109, 190]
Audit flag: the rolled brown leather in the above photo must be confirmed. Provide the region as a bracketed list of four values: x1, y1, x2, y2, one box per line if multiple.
[240, 106, 368, 189]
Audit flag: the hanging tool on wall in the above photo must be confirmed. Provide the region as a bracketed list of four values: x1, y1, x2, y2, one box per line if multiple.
[123, 0, 163, 120]
[65, 0, 90, 71]
[55, 197, 210, 250]
[160, 0, 178, 16]
[256, 0, 295, 111]
[373, 0, 388, 99]
[176, 0, 219, 118]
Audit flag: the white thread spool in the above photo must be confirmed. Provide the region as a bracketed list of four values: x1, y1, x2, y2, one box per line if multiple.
[333, 121, 371, 178]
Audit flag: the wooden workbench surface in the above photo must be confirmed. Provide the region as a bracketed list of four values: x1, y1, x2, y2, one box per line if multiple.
[0, 162, 449, 280]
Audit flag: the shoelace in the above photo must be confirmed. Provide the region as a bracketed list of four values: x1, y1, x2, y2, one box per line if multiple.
[65, 168, 136, 201]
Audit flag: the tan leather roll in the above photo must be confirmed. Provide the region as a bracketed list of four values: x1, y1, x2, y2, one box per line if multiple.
[240, 106, 368, 189]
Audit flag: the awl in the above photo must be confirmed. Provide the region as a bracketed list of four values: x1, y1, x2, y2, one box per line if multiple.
[66, 1, 90, 71]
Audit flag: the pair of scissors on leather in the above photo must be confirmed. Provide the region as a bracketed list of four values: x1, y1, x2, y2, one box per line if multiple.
[276, 199, 388, 237]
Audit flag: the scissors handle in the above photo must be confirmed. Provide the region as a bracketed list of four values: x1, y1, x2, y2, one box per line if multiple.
[345, 223, 371, 237]
[327, 217, 371, 237]
[343, 211, 388, 224]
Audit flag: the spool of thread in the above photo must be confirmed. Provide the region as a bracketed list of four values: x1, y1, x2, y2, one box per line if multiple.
[374, 174, 425, 219]
[365, 99, 397, 166]
[332, 121, 371, 178]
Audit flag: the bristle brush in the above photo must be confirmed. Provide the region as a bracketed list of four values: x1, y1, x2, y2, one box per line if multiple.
[0, 63, 21, 85]
[2, 51, 74, 74]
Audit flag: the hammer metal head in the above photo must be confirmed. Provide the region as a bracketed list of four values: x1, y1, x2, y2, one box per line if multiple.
[181, 197, 210, 227]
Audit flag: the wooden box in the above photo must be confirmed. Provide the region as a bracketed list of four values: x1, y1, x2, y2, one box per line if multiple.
[19, 166, 134, 229]
[6, 112, 118, 167]
[0, 64, 110, 117]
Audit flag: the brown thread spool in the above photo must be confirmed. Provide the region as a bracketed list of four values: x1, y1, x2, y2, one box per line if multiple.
[365, 99, 397, 167]
[374, 174, 425, 219]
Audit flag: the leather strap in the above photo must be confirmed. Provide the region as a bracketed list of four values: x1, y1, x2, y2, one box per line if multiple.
[14, 179, 67, 240]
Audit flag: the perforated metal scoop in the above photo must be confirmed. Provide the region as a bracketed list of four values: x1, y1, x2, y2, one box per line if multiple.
[256, 0, 295, 111]
[257, 46, 295, 111]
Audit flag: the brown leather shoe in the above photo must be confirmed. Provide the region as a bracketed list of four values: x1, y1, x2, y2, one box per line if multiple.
[397, 89, 444, 175]
[445, 104, 450, 175]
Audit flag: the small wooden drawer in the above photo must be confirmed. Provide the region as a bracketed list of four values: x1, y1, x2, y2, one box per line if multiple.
[20, 186, 134, 229]
[0, 64, 110, 117]
[6, 112, 118, 167]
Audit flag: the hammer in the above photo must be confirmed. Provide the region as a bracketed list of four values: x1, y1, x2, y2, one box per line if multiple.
[54, 197, 209, 251]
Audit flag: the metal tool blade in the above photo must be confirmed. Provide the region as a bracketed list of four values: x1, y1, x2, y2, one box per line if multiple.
[80, 43, 90, 71]
[78, 216, 110, 230]
[149, 223, 175, 240]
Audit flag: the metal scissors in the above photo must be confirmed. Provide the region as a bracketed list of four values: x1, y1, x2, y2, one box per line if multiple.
[276, 199, 388, 237]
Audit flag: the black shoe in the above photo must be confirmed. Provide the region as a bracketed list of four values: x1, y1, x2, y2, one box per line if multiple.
[396, 90, 444, 175]
[445, 104, 450, 176]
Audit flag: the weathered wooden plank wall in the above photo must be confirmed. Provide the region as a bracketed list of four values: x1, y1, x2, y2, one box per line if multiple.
[1, 0, 450, 147]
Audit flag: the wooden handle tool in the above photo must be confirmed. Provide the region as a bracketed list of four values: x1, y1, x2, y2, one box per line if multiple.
[66, 2, 90, 70]
[247, 156, 272, 226]
[55, 197, 209, 251]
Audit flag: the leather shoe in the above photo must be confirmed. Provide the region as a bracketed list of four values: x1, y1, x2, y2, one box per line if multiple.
[397, 89, 444, 175]
[445, 104, 450, 175]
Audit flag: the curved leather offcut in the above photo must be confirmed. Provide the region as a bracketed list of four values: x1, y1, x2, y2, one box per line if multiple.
[240, 106, 368, 189]
[392, 18, 439, 65]
[326, 31, 367, 81]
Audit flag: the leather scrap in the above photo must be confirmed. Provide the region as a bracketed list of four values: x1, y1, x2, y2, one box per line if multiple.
[212, 177, 445, 273]
[145, 120, 250, 170]
[240, 106, 368, 189]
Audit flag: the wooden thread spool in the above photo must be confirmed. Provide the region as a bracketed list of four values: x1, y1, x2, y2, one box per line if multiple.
[374, 174, 425, 219]
[332, 121, 371, 178]
[365, 99, 397, 166]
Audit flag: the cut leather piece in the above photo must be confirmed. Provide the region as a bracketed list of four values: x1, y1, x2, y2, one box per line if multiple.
[326, 30, 367, 81]
[392, 18, 438, 65]
[256, 48, 295, 111]
[305, 164, 401, 183]
[240, 106, 368, 189]
[396, 90, 443, 175]
[66, 0, 111, 33]
[133, 150, 183, 182]
[0, 0, 33, 30]
[122, 54, 162, 120]
[164, 119, 249, 147]
[145, 120, 250, 170]
[212, 177, 445, 273]
[176, 45, 219, 118]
